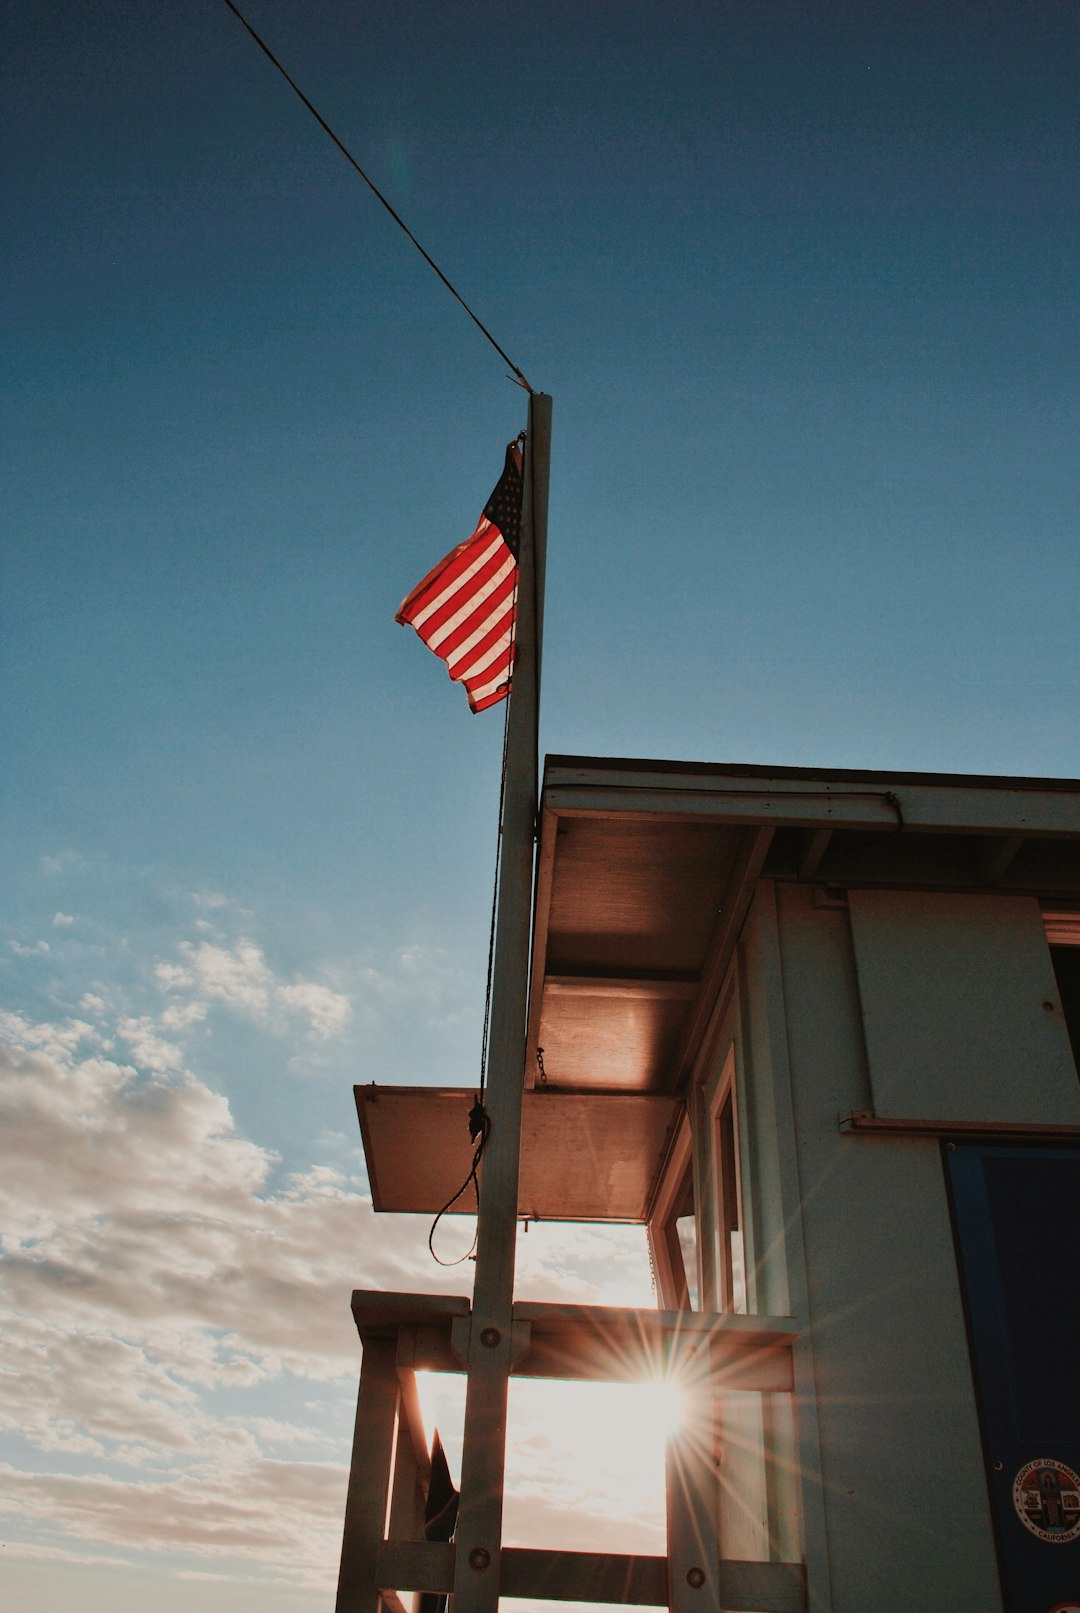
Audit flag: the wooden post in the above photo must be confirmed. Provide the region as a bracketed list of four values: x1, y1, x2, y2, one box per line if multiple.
[388, 1404, 426, 1545]
[337, 1339, 400, 1613]
[664, 1366, 722, 1613]
[450, 392, 552, 1613]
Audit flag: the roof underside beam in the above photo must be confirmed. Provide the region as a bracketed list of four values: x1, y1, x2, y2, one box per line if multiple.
[543, 767, 1080, 838]
[668, 826, 774, 1091]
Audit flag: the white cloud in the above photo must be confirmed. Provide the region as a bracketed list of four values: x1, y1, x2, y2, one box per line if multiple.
[176, 1568, 247, 1582]
[0, 1010, 99, 1060]
[0, 1014, 455, 1580]
[9, 938, 50, 956]
[0, 1015, 447, 1388]
[179, 940, 272, 1014]
[192, 891, 231, 911]
[159, 999, 209, 1031]
[154, 961, 192, 990]
[0, 1459, 346, 1586]
[118, 1017, 184, 1074]
[0, 1008, 656, 1586]
[155, 939, 351, 1042]
[276, 980, 351, 1039]
[40, 851, 83, 876]
[52, 912, 76, 927]
[1, 1540, 136, 1570]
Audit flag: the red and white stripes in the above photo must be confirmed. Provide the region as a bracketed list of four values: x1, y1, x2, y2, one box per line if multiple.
[396, 447, 523, 713]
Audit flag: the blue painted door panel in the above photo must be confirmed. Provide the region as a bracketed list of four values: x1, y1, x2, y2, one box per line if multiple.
[945, 1143, 1080, 1613]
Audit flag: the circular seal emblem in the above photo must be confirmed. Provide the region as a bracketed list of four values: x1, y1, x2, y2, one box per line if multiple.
[1011, 1460, 1080, 1544]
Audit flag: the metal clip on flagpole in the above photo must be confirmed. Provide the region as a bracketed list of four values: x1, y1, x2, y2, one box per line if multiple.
[451, 392, 552, 1613]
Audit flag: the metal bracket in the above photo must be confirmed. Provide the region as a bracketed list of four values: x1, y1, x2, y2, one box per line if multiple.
[450, 1315, 531, 1371]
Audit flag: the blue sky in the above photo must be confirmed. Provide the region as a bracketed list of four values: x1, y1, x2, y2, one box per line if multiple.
[2, 1, 1078, 1607]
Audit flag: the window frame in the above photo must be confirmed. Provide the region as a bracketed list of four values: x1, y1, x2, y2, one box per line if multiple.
[696, 1041, 747, 1314]
[647, 1114, 698, 1311]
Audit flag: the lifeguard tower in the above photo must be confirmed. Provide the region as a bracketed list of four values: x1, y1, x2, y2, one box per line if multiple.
[337, 750, 1080, 1613]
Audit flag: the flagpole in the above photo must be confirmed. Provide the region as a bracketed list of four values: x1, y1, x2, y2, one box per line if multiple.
[451, 390, 551, 1613]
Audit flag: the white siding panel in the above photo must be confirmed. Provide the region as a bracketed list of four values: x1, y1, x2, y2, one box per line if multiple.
[775, 884, 1000, 1610]
[848, 890, 1080, 1124]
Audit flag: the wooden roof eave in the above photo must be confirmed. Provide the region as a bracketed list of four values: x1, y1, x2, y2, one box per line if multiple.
[541, 759, 1080, 840]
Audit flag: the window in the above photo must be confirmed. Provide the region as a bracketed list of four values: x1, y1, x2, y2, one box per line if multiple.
[715, 1088, 746, 1313]
[647, 1045, 747, 1314]
[648, 1120, 699, 1310]
[701, 1045, 747, 1315]
[671, 1166, 699, 1311]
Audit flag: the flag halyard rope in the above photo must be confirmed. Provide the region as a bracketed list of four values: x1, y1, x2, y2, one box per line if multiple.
[427, 585, 514, 1267]
[221, 0, 533, 392]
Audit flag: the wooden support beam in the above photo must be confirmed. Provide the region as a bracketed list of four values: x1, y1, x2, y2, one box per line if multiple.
[395, 1320, 463, 1376]
[387, 1376, 428, 1551]
[355, 1291, 798, 1386]
[665, 1373, 722, 1613]
[374, 1540, 805, 1611]
[512, 1301, 796, 1389]
[336, 1340, 399, 1613]
[510, 1332, 792, 1390]
[450, 1312, 532, 1373]
[452, 392, 552, 1613]
[376, 1540, 455, 1595]
[797, 828, 832, 881]
[544, 972, 700, 1001]
[979, 832, 1025, 884]
[542, 761, 1080, 838]
[670, 828, 775, 1090]
[352, 1291, 471, 1339]
[387, 1418, 424, 1546]
[343, 1293, 801, 1611]
[502, 1547, 666, 1604]
[394, 1364, 432, 1486]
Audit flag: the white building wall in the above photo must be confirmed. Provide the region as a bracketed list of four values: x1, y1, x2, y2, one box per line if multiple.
[744, 880, 1004, 1612]
[848, 889, 1079, 1123]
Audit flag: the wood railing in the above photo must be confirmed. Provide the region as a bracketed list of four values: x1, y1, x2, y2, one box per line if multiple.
[336, 1292, 805, 1613]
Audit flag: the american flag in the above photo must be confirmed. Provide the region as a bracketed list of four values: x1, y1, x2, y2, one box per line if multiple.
[396, 442, 524, 713]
